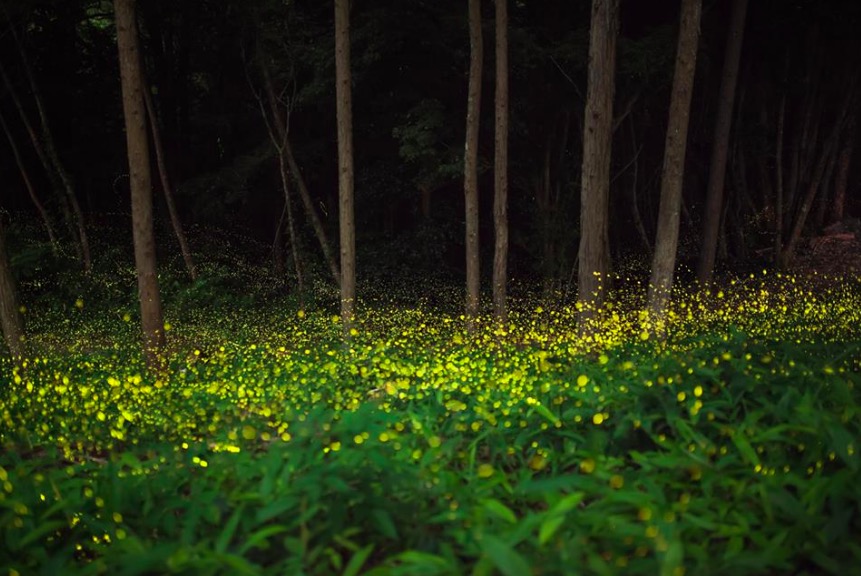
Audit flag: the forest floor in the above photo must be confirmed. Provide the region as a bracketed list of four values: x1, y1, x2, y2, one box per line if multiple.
[1, 222, 861, 575]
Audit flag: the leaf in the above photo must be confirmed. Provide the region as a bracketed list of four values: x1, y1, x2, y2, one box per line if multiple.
[547, 492, 586, 516]
[215, 505, 245, 554]
[730, 431, 761, 467]
[17, 520, 67, 549]
[238, 524, 289, 555]
[659, 539, 684, 576]
[531, 403, 560, 426]
[371, 508, 399, 539]
[538, 515, 565, 546]
[479, 534, 531, 576]
[481, 499, 518, 524]
[342, 544, 375, 576]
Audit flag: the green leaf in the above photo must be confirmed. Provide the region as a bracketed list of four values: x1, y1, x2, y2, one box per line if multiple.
[238, 524, 289, 554]
[547, 492, 586, 516]
[17, 520, 67, 549]
[531, 403, 560, 426]
[659, 539, 684, 576]
[538, 515, 565, 546]
[479, 534, 531, 576]
[730, 431, 760, 467]
[480, 498, 517, 524]
[215, 505, 245, 554]
[372, 508, 399, 539]
[343, 544, 375, 576]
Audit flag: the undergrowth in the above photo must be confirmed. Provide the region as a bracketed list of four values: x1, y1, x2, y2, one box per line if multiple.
[1, 228, 860, 575]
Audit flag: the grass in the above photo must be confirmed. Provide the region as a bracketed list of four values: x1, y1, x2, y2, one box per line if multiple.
[1, 228, 860, 575]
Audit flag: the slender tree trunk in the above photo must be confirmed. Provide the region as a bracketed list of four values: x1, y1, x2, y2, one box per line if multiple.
[696, 0, 747, 284]
[0, 109, 58, 251]
[492, 0, 509, 325]
[577, 0, 619, 335]
[10, 26, 92, 273]
[647, 0, 702, 331]
[464, 0, 483, 334]
[831, 106, 857, 224]
[254, 48, 341, 287]
[0, 218, 25, 360]
[284, 141, 341, 286]
[0, 58, 81, 259]
[335, 0, 356, 337]
[780, 87, 856, 266]
[277, 147, 305, 309]
[273, 202, 287, 276]
[115, 0, 166, 369]
[142, 72, 198, 281]
[774, 92, 786, 262]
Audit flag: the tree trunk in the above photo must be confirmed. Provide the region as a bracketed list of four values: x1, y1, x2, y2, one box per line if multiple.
[577, 0, 619, 335]
[773, 91, 786, 263]
[9, 26, 92, 273]
[255, 50, 342, 287]
[464, 0, 483, 334]
[0, 108, 58, 251]
[830, 106, 857, 224]
[277, 147, 305, 309]
[696, 0, 747, 284]
[780, 87, 856, 266]
[647, 0, 702, 330]
[335, 0, 356, 337]
[492, 0, 509, 326]
[0, 218, 25, 360]
[115, 0, 166, 369]
[142, 72, 198, 281]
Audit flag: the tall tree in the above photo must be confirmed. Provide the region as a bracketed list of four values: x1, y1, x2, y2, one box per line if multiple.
[492, 0, 509, 325]
[830, 105, 857, 224]
[0, 217, 25, 360]
[335, 0, 356, 337]
[7, 24, 92, 273]
[142, 74, 198, 281]
[0, 108, 58, 251]
[464, 0, 483, 334]
[696, 0, 748, 284]
[577, 0, 619, 334]
[647, 0, 702, 329]
[115, 0, 166, 368]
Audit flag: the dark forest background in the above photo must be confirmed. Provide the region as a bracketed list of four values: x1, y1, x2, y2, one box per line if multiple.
[1, 0, 859, 288]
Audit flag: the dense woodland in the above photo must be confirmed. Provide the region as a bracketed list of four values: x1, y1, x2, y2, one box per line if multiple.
[1, 1, 861, 574]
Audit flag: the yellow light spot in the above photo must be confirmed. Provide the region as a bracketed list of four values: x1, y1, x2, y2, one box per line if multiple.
[477, 463, 494, 478]
[576, 374, 589, 388]
[75, 298, 84, 309]
[579, 458, 596, 474]
[592, 413, 604, 425]
[638, 507, 652, 521]
[112, 512, 123, 523]
[297, 309, 305, 318]
[609, 474, 624, 489]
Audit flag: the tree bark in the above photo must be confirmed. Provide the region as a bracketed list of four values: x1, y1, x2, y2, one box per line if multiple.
[577, 0, 619, 335]
[0, 218, 25, 360]
[830, 105, 857, 224]
[0, 108, 58, 251]
[647, 0, 702, 330]
[335, 0, 356, 337]
[142, 72, 198, 281]
[696, 0, 747, 284]
[464, 0, 483, 334]
[115, 0, 166, 369]
[254, 47, 341, 287]
[780, 87, 856, 266]
[492, 0, 509, 326]
[773, 91, 786, 263]
[9, 25, 92, 273]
